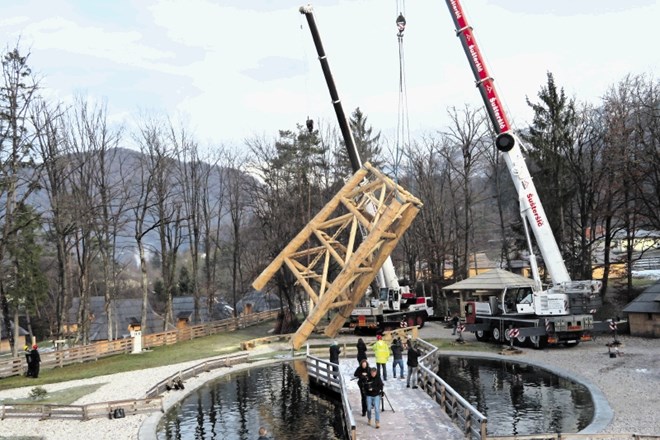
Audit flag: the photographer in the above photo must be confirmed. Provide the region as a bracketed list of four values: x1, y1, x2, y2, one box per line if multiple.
[353, 358, 370, 416]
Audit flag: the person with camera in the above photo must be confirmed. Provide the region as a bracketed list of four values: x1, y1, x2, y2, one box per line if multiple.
[364, 367, 384, 429]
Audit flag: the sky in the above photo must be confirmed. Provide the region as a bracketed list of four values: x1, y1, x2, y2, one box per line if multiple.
[1, 0, 658, 152]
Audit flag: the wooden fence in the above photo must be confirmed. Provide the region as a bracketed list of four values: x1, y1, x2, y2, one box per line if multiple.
[0, 309, 280, 379]
[0, 397, 163, 421]
[416, 338, 488, 440]
[145, 352, 249, 398]
[305, 347, 356, 440]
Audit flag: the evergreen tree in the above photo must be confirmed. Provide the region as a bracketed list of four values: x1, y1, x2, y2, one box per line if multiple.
[523, 72, 577, 258]
[5, 203, 47, 343]
[334, 107, 383, 178]
[177, 266, 193, 296]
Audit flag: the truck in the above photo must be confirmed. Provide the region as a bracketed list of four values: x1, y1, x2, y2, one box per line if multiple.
[300, 5, 434, 333]
[442, 0, 602, 347]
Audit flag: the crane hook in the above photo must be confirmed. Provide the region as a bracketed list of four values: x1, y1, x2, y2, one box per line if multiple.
[396, 13, 406, 36]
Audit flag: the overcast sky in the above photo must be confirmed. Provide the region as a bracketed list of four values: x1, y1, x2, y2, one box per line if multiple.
[1, 0, 658, 151]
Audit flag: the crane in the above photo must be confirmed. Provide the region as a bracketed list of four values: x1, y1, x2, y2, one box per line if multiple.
[300, 5, 433, 331]
[442, 0, 602, 346]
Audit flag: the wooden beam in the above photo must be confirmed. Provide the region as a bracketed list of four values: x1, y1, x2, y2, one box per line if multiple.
[252, 168, 368, 290]
[325, 202, 421, 337]
[294, 198, 406, 347]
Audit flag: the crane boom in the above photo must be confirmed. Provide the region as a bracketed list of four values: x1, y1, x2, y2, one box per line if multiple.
[443, 0, 571, 284]
[299, 4, 400, 292]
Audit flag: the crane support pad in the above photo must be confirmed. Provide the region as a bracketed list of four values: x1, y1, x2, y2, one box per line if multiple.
[251, 163, 423, 350]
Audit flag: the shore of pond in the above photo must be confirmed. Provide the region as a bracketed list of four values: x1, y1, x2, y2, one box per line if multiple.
[0, 321, 657, 439]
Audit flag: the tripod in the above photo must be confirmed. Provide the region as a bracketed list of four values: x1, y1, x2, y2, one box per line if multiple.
[380, 391, 395, 412]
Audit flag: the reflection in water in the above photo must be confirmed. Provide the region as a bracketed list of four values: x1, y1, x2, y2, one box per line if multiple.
[157, 360, 344, 440]
[437, 356, 594, 436]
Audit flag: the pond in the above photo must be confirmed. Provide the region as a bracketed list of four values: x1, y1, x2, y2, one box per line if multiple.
[435, 355, 594, 436]
[156, 355, 595, 439]
[157, 360, 344, 440]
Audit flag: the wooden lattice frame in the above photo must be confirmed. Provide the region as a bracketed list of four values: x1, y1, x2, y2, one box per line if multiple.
[252, 163, 423, 350]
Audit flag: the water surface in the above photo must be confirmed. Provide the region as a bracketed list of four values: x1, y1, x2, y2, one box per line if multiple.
[157, 360, 344, 440]
[436, 356, 594, 436]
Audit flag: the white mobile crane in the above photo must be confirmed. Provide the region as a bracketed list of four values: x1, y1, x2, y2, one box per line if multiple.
[442, 0, 602, 346]
[300, 5, 434, 332]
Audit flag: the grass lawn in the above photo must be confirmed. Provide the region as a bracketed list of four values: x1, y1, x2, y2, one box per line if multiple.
[0, 320, 278, 392]
[0, 383, 106, 405]
[424, 338, 502, 353]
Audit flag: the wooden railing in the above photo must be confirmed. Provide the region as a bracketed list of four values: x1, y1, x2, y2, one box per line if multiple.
[416, 338, 488, 440]
[145, 352, 249, 398]
[0, 309, 280, 379]
[0, 397, 163, 421]
[306, 346, 356, 440]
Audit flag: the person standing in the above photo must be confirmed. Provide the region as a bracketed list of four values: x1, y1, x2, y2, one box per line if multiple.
[364, 367, 383, 429]
[406, 341, 420, 389]
[391, 337, 404, 379]
[356, 338, 367, 363]
[30, 344, 41, 379]
[353, 358, 370, 416]
[451, 313, 460, 335]
[329, 340, 341, 376]
[24, 345, 33, 377]
[372, 335, 391, 381]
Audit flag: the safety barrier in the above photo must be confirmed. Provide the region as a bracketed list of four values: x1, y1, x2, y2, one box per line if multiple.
[0, 397, 163, 421]
[305, 346, 356, 440]
[416, 338, 488, 440]
[144, 352, 249, 398]
[0, 309, 279, 379]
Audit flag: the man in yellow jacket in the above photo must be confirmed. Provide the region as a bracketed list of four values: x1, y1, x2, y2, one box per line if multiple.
[372, 334, 392, 380]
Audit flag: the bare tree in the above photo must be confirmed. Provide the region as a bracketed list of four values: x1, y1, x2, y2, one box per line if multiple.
[600, 76, 644, 293]
[130, 116, 165, 333]
[439, 105, 489, 280]
[199, 146, 226, 319]
[149, 123, 183, 330]
[32, 99, 74, 338]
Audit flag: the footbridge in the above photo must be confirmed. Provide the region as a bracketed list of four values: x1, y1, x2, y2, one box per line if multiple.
[306, 333, 487, 440]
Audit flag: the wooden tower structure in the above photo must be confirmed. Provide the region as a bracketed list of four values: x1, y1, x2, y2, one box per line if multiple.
[252, 163, 423, 349]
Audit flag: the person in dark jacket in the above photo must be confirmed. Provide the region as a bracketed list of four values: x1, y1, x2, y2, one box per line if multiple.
[451, 313, 460, 335]
[353, 358, 370, 416]
[30, 344, 41, 379]
[406, 341, 420, 389]
[391, 337, 404, 379]
[364, 368, 383, 428]
[24, 345, 33, 377]
[329, 341, 341, 376]
[356, 338, 367, 363]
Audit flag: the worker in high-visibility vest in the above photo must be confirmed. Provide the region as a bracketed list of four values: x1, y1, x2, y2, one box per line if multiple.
[372, 334, 392, 380]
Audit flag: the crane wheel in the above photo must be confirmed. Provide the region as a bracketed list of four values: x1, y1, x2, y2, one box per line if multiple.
[475, 330, 491, 342]
[491, 326, 502, 342]
[530, 335, 548, 349]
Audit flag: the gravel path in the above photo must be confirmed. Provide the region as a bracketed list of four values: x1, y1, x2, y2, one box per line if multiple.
[0, 323, 658, 439]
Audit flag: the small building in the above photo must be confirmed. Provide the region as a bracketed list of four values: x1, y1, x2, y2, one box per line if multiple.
[68, 297, 172, 341]
[442, 268, 537, 317]
[622, 280, 660, 338]
[236, 289, 280, 315]
[0, 322, 29, 353]
[172, 296, 234, 328]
